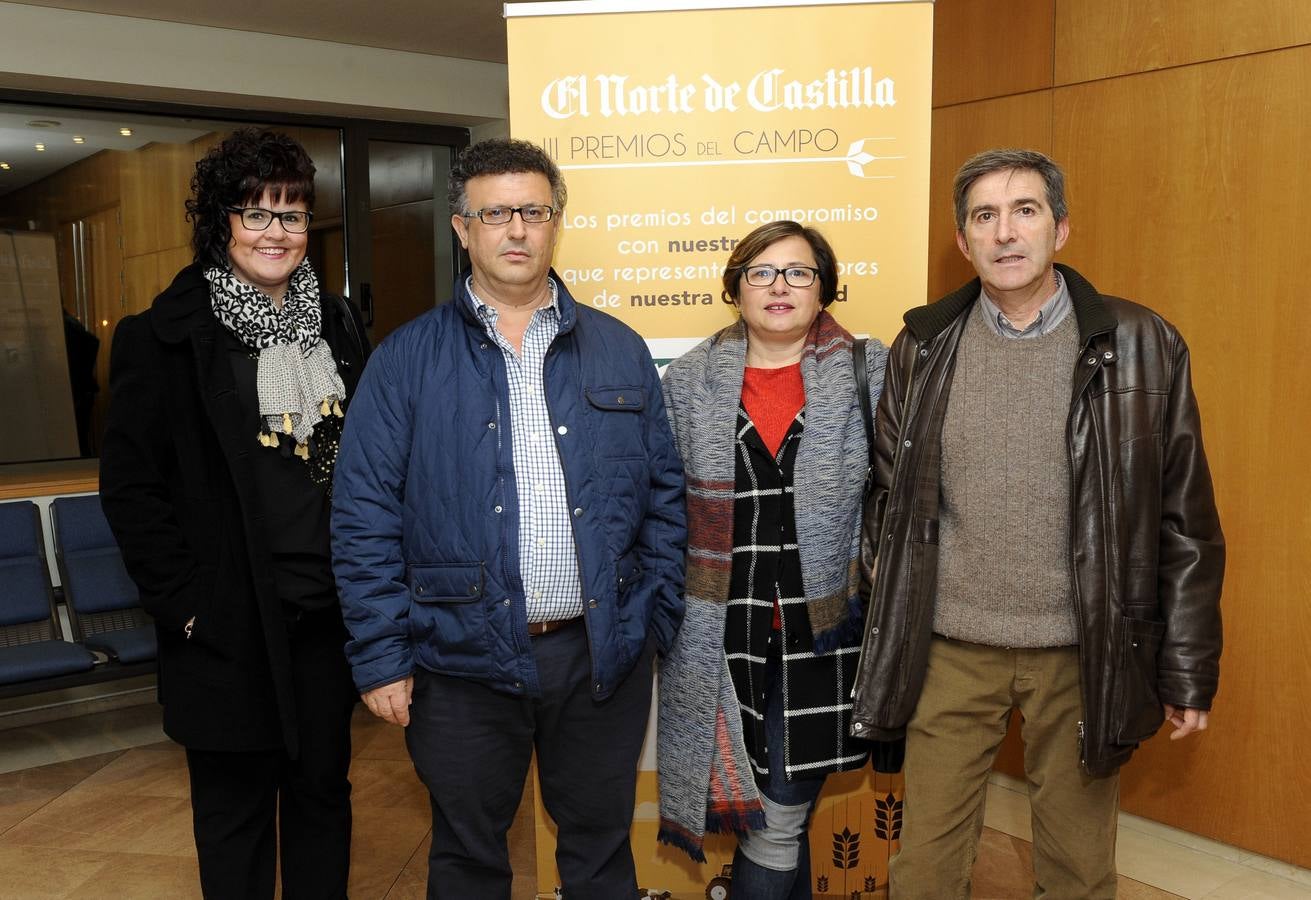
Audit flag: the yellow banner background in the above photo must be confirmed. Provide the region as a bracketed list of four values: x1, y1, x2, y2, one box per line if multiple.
[509, 0, 932, 353]
[508, 2, 932, 896]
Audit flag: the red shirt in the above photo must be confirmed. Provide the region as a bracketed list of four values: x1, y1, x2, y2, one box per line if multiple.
[741, 362, 805, 457]
[741, 362, 805, 628]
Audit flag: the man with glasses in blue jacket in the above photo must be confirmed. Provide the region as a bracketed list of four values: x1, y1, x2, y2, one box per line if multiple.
[332, 139, 686, 900]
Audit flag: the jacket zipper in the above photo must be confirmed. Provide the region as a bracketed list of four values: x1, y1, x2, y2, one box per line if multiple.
[852, 340, 923, 707]
[1068, 344, 1103, 772]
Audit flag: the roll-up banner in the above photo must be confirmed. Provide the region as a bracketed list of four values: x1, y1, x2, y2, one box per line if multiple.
[506, 1, 931, 895]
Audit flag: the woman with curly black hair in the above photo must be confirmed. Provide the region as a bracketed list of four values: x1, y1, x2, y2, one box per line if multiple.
[100, 128, 369, 899]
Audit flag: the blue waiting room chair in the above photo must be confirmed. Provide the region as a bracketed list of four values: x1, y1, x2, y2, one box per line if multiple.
[0, 500, 96, 689]
[50, 495, 157, 665]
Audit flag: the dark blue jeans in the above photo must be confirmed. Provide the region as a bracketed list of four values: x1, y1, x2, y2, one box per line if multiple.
[405, 619, 653, 900]
[731, 632, 826, 900]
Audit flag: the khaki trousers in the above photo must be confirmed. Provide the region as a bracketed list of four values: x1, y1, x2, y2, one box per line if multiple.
[890, 637, 1119, 900]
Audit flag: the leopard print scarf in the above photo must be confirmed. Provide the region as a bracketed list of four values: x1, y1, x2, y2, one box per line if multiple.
[205, 260, 346, 458]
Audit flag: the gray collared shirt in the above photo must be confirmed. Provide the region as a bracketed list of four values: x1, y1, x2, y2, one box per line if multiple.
[978, 269, 1071, 339]
[469, 278, 583, 624]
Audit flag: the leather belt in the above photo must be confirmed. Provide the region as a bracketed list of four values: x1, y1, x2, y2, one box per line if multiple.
[527, 616, 581, 637]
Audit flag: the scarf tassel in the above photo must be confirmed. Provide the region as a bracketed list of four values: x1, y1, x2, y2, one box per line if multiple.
[705, 803, 767, 836]
[811, 593, 867, 656]
[656, 821, 710, 864]
[318, 397, 345, 418]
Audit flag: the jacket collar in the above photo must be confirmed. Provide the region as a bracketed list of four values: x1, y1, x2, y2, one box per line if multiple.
[150, 263, 216, 344]
[904, 263, 1117, 346]
[451, 267, 578, 335]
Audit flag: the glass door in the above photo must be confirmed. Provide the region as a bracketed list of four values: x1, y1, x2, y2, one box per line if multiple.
[343, 125, 468, 343]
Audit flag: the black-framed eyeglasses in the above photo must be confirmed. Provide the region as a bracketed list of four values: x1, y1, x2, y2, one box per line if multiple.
[743, 264, 820, 288]
[226, 207, 313, 234]
[462, 205, 556, 225]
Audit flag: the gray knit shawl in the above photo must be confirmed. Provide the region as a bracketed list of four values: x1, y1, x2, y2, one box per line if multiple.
[655, 311, 886, 858]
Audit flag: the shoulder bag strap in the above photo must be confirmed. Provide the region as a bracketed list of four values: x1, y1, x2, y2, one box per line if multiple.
[852, 337, 874, 449]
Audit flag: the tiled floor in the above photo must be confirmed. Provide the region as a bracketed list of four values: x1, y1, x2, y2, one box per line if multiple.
[0, 703, 1307, 899]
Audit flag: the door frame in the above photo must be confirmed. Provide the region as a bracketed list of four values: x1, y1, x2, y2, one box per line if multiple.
[341, 122, 470, 334]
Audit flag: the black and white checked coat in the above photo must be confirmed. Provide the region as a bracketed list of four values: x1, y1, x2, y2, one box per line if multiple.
[726, 408, 869, 782]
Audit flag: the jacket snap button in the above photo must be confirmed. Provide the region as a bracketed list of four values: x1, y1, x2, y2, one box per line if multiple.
[503, 598, 511, 606]
[617, 395, 625, 404]
[488, 422, 496, 430]
[1086, 356, 1096, 365]
[872, 626, 880, 636]
[416, 585, 424, 594]
[903, 439, 912, 448]
[588, 598, 598, 608]
[919, 348, 928, 357]
[557, 425, 568, 435]
[595, 683, 602, 691]
[1103, 350, 1114, 360]
[481, 342, 489, 350]
[494, 505, 503, 513]
[573, 507, 583, 517]
[853, 721, 864, 731]
[468, 584, 478, 595]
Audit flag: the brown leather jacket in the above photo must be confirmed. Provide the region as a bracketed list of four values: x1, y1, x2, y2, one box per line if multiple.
[850, 265, 1224, 776]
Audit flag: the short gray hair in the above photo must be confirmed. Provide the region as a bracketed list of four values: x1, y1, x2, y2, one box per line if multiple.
[952, 148, 1067, 231]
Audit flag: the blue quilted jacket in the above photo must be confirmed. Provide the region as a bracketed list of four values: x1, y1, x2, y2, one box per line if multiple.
[331, 271, 686, 699]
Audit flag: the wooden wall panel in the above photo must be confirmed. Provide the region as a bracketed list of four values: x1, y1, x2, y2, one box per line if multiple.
[1052, 46, 1311, 868]
[932, 0, 1055, 107]
[122, 253, 161, 320]
[2, 150, 120, 231]
[120, 141, 194, 259]
[123, 246, 196, 317]
[369, 200, 437, 342]
[1055, 0, 1311, 85]
[927, 91, 1052, 301]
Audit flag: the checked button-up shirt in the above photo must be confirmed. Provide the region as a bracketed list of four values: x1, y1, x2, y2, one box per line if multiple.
[470, 278, 583, 624]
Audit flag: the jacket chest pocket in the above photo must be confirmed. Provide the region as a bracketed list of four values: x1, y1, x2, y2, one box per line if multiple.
[586, 387, 646, 459]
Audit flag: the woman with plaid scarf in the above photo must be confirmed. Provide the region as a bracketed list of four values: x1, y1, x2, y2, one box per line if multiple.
[657, 221, 900, 898]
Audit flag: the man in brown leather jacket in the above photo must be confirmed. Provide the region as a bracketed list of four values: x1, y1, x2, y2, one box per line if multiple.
[850, 149, 1224, 899]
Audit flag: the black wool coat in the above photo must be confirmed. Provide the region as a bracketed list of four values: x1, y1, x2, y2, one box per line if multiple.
[100, 263, 369, 755]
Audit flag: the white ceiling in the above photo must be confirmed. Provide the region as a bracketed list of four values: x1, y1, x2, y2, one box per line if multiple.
[0, 1, 531, 196]
[5, 0, 518, 62]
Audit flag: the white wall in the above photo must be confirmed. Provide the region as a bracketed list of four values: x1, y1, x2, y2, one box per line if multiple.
[0, 1, 508, 127]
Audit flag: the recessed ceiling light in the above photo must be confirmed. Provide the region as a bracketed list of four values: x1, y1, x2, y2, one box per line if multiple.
[0, 162, 11, 170]
[119, 127, 133, 136]
[34, 143, 45, 151]
[26, 119, 61, 128]
[72, 135, 85, 144]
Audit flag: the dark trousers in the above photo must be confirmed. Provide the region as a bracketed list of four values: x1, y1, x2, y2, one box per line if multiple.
[185, 614, 356, 900]
[405, 618, 654, 900]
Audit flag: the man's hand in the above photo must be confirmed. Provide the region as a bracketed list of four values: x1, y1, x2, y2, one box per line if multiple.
[1163, 704, 1209, 741]
[362, 677, 414, 727]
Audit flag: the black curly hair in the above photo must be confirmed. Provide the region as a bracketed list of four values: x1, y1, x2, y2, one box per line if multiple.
[447, 138, 566, 216]
[186, 128, 316, 268]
